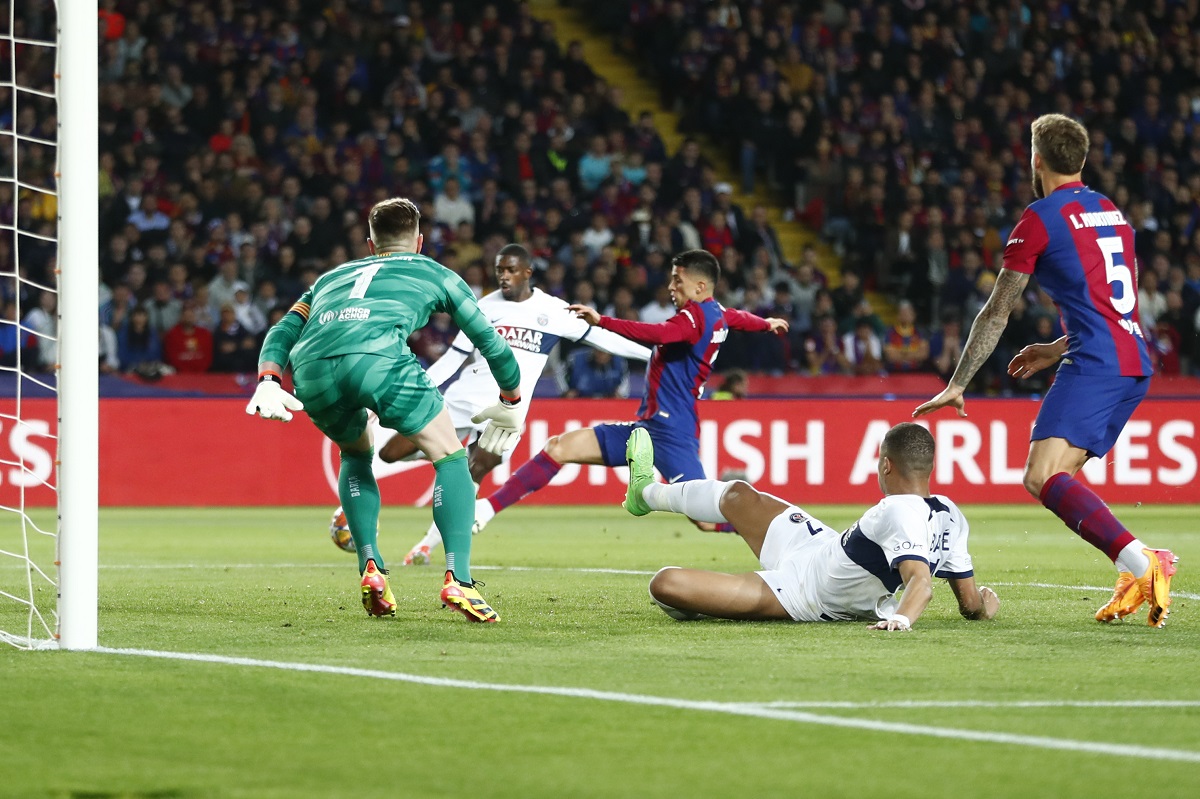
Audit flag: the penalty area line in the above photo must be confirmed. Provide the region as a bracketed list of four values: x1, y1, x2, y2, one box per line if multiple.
[95, 647, 1200, 764]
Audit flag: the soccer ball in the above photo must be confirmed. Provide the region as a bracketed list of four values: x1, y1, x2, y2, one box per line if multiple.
[329, 507, 356, 553]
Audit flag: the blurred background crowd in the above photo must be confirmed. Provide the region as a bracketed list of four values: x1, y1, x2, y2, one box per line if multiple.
[4, 0, 1200, 397]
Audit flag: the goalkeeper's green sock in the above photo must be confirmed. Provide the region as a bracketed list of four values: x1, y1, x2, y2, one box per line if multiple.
[432, 449, 475, 583]
[339, 448, 383, 573]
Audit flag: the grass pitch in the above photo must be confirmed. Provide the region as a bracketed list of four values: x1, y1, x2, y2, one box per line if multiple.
[1, 503, 1198, 798]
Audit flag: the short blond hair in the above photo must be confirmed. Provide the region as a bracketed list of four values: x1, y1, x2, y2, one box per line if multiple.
[1031, 114, 1089, 176]
[368, 197, 420, 245]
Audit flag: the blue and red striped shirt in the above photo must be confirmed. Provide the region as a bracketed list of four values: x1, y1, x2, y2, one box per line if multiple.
[597, 299, 771, 434]
[1003, 182, 1152, 376]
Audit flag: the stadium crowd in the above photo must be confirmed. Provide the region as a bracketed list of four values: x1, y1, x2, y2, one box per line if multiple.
[596, 0, 1200, 387]
[5, 0, 1200, 392]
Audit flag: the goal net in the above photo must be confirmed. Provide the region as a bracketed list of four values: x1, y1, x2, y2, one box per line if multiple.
[0, 0, 97, 650]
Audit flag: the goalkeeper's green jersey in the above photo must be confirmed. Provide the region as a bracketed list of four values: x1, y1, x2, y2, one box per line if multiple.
[259, 251, 520, 394]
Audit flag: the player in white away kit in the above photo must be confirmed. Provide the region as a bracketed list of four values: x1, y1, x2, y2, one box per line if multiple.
[622, 422, 1000, 629]
[330, 243, 651, 563]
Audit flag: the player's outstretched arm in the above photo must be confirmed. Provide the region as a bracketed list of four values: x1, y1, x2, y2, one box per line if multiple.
[1007, 335, 1069, 379]
[867, 559, 933, 632]
[724, 307, 789, 334]
[579, 326, 653, 362]
[948, 576, 1000, 620]
[913, 268, 1030, 419]
[569, 304, 701, 347]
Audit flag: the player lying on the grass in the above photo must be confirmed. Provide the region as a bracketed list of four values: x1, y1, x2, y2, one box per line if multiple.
[247, 197, 521, 623]
[468, 248, 789, 536]
[346, 243, 649, 566]
[623, 422, 1000, 630]
[913, 113, 1177, 627]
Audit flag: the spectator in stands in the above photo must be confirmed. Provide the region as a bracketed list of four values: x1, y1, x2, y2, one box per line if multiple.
[231, 284, 267, 336]
[805, 315, 849, 376]
[581, 212, 615, 258]
[21, 291, 56, 373]
[163, 302, 213, 373]
[144, 280, 182, 337]
[434, 176, 475, 229]
[100, 283, 135, 331]
[830, 269, 863, 322]
[636, 283, 672, 324]
[578, 135, 613, 193]
[82, 0, 1200, 387]
[929, 314, 965, 383]
[117, 306, 164, 376]
[843, 318, 885, 377]
[883, 301, 929, 374]
[211, 303, 258, 373]
[562, 348, 630, 399]
[701, 209, 735, 260]
[710, 369, 748, 400]
[208, 258, 244, 312]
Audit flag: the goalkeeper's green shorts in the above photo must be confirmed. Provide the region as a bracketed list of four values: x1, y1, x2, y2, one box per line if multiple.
[292, 352, 444, 444]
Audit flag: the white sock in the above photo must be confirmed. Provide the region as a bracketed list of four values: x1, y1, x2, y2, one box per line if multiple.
[642, 480, 729, 523]
[475, 496, 496, 527]
[1115, 540, 1150, 576]
[414, 521, 442, 550]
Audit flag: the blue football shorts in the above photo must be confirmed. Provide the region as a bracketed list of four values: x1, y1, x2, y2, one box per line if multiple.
[1032, 371, 1150, 458]
[593, 419, 706, 483]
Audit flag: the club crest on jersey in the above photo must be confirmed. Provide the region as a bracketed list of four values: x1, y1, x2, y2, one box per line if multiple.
[789, 511, 808, 524]
[537, 314, 549, 326]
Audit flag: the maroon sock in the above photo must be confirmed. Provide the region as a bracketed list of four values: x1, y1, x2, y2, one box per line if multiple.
[1039, 472, 1135, 562]
[486, 450, 563, 512]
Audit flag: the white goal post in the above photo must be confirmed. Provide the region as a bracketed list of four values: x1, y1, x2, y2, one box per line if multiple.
[0, 0, 97, 650]
[55, 0, 98, 650]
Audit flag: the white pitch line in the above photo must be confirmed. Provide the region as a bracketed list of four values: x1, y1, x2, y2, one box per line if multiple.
[95, 647, 1200, 764]
[752, 700, 1200, 710]
[6, 563, 1199, 598]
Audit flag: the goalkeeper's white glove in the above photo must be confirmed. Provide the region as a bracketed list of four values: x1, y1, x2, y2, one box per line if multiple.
[471, 393, 526, 455]
[245, 375, 305, 422]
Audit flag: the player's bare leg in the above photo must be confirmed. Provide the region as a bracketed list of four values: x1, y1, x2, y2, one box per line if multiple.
[1025, 436, 1177, 626]
[378, 432, 420, 463]
[648, 567, 791, 621]
[474, 427, 606, 533]
[408, 408, 499, 621]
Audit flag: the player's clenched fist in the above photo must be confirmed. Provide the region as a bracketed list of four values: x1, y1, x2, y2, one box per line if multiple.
[245, 376, 305, 422]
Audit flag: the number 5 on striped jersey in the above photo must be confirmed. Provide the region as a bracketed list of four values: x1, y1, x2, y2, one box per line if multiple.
[1098, 235, 1135, 315]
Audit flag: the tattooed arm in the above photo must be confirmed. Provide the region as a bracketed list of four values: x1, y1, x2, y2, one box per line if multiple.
[913, 268, 1029, 418]
[949, 269, 1030, 389]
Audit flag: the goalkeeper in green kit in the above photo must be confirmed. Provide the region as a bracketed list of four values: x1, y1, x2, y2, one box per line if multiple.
[246, 198, 523, 622]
